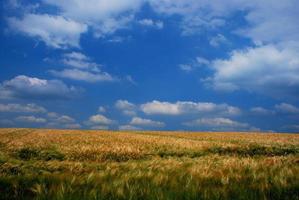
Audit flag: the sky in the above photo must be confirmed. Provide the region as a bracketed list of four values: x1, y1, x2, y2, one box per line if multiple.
[0, 0, 299, 132]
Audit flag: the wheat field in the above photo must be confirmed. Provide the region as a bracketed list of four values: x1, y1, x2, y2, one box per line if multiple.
[0, 128, 298, 200]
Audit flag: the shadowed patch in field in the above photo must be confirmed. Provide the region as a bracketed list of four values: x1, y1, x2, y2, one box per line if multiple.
[15, 147, 65, 161]
[206, 144, 299, 157]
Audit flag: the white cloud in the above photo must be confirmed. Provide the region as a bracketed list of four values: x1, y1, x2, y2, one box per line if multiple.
[250, 107, 273, 115]
[0, 75, 81, 100]
[43, 0, 142, 21]
[237, 1, 299, 46]
[47, 112, 75, 123]
[55, 115, 75, 123]
[207, 45, 299, 98]
[0, 103, 46, 113]
[92, 15, 134, 38]
[47, 112, 59, 118]
[149, 0, 241, 35]
[141, 101, 180, 115]
[50, 69, 115, 83]
[45, 112, 80, 129]
[209, 34, 228, 47]
[138, 19, 164, 29]
[149, 1, 299, 100]
[275, 103, 299, 114]
[130, 117, 165, 127]
[87, 114, 114, 125]
[149, 0, 247, 17]
[43, 0, 143, 38]
[16, 116, 47, 123]
[119, 124, 140, 130]
[149, 0, 299, 42]
[179, 57, 210, 72]
[179, 64, 193, 72]
[196, 57, 210, 65]
[7, 14, 87, 48]
[49, 51, 116, 83]
[115, 100, 135, 110]
[183, 117, 252, 131]
[140, 100, 240, 116]
[7, 1, 299, 49]
[181, 17, 226, 36]
[62, 52, 101, 72]
[115, 100, 137, 116]
[0, 102, 80, 128]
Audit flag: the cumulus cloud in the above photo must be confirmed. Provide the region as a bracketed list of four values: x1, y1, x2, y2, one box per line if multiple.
[130, 117, 165, 127]
[160, 1, 299, 100]
[43, 0, 143, 38]
[15, 115, 47, 123]
[7, 0, 299, 49]
[183, 117, 254, 131]
[87, 114, 114, 125]
[7, 14, 87, 48]
[237, 0, 299, 45]
[149, 1, 299, 100]
[0, 103, 46, 113]
[207, 45, 299, 99]
[0, 75, 81, 100]
[0, 101, 80, 129]
[115, 100, 137, 116]
[140, 100, 240, 116]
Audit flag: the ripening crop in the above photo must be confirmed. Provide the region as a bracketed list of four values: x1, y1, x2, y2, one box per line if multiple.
[0, 128, 298, 200]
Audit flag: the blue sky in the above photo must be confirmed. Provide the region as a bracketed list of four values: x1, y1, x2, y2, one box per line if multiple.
[1, 0, 299, 132]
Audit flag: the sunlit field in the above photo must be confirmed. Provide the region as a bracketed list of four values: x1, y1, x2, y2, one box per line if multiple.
[0, 128, 298, 200]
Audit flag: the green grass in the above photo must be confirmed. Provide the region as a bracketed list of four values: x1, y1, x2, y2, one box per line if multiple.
[0, 129, 298, 200]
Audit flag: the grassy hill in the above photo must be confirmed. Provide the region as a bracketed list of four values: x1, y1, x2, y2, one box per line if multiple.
[0, 128, 298, 200]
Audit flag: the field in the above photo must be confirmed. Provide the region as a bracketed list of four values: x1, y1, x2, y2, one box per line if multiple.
[0, 128, 298, 200]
